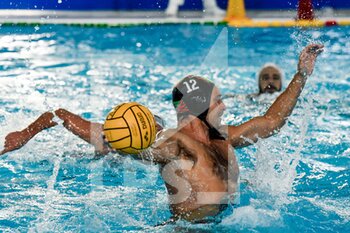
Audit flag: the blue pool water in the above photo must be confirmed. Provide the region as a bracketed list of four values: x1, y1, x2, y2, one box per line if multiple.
[0, 24, 349, 232]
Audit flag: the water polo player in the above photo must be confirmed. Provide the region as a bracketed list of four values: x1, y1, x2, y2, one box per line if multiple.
[224, 63, 283, 101]
[0, 44, 323, 223]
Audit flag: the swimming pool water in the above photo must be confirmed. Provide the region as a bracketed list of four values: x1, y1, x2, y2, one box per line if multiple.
[0, 24, 349, 232]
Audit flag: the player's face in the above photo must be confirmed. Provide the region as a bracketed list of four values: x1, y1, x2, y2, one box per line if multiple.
[207, 87, 226, 128]
[259, 67, 282, 94]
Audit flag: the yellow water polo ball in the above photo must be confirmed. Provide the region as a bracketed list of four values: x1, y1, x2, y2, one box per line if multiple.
[103, 102, 157, 154]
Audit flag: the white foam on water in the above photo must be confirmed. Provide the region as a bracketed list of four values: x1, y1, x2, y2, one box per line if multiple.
[305, 158, 347, 172]
[253, 103, 309, 194]
[232, 90, 314, 228]
[304, 197, 350, 220]
[29, 156, 62, 232]
[1, 25, 349, 232]
[222, 205, 282, 228]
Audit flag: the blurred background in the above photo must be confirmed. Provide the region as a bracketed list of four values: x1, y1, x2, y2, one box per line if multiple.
[0, 0, 348, 23]
[0, 0, 349, 12]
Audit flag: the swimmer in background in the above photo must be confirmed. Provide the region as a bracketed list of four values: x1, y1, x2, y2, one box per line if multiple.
[0, 44, 323, 223]
[166, 0, 225, 17]
[224, 63, 283, 102]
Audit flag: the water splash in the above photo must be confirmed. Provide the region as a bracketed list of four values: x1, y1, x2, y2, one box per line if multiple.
[0, 25, 349, 231]
[29, 156, 62, 232]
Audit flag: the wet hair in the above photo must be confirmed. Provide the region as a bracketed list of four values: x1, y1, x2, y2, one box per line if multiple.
[257, 63, 283, 93]
[172, 75, 225, 140]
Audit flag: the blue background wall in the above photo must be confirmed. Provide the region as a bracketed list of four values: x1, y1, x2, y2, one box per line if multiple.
[0, 0, 349, 10]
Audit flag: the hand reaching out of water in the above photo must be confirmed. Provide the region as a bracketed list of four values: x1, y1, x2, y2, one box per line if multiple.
[298, 44, 324, 77]
[0, 130, 32, 155]
[0, 112, 57, 156]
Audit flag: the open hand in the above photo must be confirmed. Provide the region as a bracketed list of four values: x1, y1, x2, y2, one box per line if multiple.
[298, 44, 324, 77]
[0, 130, 31, 155]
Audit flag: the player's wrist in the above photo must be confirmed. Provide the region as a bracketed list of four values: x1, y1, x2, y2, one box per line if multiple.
[296, 70, 308, 79]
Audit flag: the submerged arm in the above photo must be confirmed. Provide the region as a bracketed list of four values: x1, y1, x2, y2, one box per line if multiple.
[228, 44, 324, 148]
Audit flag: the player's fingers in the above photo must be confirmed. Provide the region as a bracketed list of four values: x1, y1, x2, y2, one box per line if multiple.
[308, 44, 324, 54]
[49, 121, 58, 127]
[54, 108, 67, 119]
[315, 46, 324, 55]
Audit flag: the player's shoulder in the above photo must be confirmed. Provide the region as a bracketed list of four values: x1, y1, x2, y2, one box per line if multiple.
[156, 128, 183, 141]
[156, 128, 200, 148]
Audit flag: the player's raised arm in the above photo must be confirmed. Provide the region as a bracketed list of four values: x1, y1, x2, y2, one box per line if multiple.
[228, 44, 324, 148]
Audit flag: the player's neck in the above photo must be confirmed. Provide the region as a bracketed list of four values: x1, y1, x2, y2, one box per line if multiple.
[178, 116, 210, 144]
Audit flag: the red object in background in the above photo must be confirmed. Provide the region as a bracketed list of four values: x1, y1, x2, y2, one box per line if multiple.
[298, 0, 315, 20]
[325, 20, 338, 26]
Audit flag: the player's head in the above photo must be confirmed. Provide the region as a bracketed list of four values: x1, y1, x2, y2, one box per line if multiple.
[172, 75, 225, 140]
[258, 63, 283, 94]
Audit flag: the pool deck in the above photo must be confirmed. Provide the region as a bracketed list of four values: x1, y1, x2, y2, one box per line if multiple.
[0, 10, 349, 27]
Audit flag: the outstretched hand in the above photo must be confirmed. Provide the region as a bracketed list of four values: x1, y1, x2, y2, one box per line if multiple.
[298, 44, 324, 77]
[0, 131, 31, 155]
[0, 112, 57, 156]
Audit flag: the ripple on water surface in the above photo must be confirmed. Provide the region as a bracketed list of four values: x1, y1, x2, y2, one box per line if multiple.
[0, 25, 349, 232]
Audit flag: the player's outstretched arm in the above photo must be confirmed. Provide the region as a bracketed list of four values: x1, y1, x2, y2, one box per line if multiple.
[54, 108, 110, 155]
[228, 44, 324, 148]
[0, 112, 57, 155]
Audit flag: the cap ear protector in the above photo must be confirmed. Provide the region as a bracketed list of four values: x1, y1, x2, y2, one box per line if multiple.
[172, 75, 225, 140]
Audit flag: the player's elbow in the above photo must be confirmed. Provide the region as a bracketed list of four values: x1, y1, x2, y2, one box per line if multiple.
[263, 115, 286, 136]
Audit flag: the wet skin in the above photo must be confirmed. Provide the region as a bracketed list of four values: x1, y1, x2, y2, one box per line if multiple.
[258, 66, 282, 94]
[0, 44, 324, 222]
[152, 87, 239, 221]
